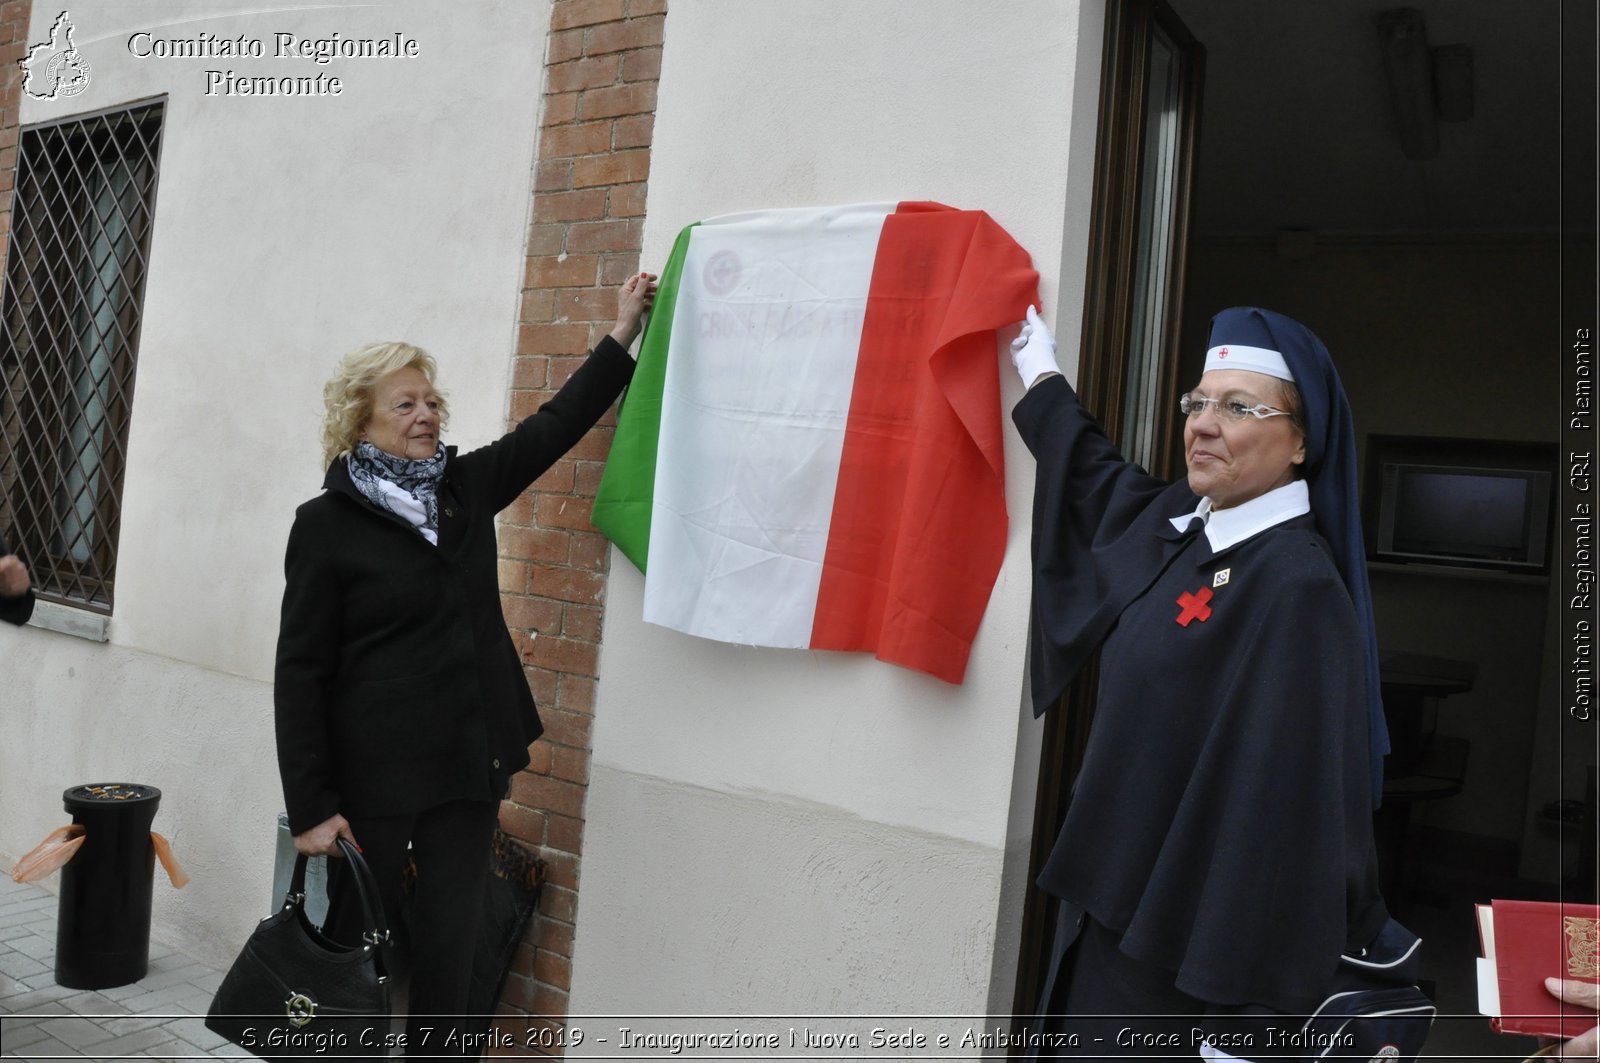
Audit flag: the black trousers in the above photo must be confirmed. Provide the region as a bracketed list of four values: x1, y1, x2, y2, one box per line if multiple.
[325, 799, 498, 1059]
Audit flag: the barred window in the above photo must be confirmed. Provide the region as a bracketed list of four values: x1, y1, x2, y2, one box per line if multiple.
[0, 100, 164, 613]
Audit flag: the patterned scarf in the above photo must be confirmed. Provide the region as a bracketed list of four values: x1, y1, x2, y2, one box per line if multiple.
[347, 441, 447, 543]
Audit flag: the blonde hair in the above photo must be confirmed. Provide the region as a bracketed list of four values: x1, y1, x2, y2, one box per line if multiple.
[321, 342, 449, 467]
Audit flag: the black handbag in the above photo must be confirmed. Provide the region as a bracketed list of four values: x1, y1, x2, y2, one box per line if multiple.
[205, 837, 392, 1060]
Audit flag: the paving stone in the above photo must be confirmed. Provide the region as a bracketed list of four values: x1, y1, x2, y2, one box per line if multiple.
[97, 978, 155, 1002]
[59, 988, 132, 1016]
[0, 1017, 59, 1050]
[0, 973, 38, 1001]
[132, 1033, 210, 1060]
[36, 1012, 117, 1050]
[113, 981, 208, 1015]
[167, 987, 219, 1016]
[1, 998, 71, 1019]
[17, 968, 68, 991]
[161, 1014, 230, 1050]
[0, 950, 50, 980]
[0, 883, 58, 902]
[148, 951, 200, 976]
[3, 1032, 85, 1059]
[60, 1009, 171, 1039]
[0, 902, 58, 927]
[132, 961, 221, 993]
[6, 933, 56, 961]
[0, 981, 78, 1011]
[187, 968, 223, 994]
[74, 1020, 180, 1057]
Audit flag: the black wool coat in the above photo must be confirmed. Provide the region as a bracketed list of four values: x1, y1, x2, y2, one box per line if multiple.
[0, 531, 35, 627]
[275, 338, 635, 835]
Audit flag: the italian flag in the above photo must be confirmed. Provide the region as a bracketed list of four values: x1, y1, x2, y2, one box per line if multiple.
[592, 202, 1038, 683]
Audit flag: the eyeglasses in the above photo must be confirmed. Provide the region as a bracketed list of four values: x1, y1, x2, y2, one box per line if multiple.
[1178, 392, 1292, 423]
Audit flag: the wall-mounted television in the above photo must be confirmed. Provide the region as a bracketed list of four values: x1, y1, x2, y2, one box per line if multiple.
[1364, 436, 1557, 574]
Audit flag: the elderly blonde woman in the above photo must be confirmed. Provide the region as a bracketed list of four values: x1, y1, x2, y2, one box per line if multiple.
[274, 273, 654, 1055]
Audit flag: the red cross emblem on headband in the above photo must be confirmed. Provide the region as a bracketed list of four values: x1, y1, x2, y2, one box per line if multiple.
[1175, 586, 1213, 627]
[1218, 347, 1229, 358]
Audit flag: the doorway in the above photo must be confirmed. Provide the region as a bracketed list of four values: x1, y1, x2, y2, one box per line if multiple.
[1013, 1, 1592, 1057]
[1169, 3, 1579, 1054]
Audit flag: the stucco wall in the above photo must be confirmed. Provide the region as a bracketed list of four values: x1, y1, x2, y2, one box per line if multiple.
[1, 0, 548, 966]
[574, 0, 1097, 1023]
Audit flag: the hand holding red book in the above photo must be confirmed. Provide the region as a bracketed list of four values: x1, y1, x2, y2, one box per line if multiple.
[1540, 978, 1600, 1059]
[1477, 901, 1600, 1042]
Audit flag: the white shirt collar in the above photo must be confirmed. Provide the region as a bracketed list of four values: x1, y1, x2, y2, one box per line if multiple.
[1168, 479, 1310, 551]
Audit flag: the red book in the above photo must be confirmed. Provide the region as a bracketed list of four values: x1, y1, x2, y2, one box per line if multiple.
[1477, 900, 1600, 1039]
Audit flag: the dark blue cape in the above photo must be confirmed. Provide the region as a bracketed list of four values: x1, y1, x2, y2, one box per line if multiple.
[1206, 307, 1388, 807]
[1015, 375, 1388, 1011]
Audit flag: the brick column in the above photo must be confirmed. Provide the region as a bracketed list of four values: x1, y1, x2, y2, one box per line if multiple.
[493, 0, 663, 1047]
[0, 1, 27, 267]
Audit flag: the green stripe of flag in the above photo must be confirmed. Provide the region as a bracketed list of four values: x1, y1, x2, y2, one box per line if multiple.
[592, 221, 697, 572]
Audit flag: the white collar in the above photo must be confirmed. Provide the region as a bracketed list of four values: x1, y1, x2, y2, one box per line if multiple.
[1168, 479, 1310, 551]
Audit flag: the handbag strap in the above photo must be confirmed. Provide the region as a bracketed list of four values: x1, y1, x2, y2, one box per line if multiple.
[286, 836, 392, 951]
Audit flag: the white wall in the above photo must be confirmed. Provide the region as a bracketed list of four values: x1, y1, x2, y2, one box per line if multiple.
[1, 0, 548, 965]
[574, 0, 1098, 1025]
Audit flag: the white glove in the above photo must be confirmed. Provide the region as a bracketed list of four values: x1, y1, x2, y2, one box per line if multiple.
[1009, 305, 1061, 389]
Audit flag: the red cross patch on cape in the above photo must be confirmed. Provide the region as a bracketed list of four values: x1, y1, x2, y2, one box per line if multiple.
[1175, 585, 1213, 627]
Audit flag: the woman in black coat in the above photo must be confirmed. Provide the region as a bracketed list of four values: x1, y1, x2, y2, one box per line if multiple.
[274, 272, 655, 1055]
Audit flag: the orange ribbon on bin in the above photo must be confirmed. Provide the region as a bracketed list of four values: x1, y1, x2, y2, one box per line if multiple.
[11, 825, 188, 888]
[150, 831, 189, 888]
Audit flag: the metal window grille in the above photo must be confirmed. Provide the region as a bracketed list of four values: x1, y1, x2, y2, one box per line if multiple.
[0, 100, 164, 613]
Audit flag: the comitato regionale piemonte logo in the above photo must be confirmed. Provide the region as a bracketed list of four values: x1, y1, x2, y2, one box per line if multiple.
[19, 11, 92, 101]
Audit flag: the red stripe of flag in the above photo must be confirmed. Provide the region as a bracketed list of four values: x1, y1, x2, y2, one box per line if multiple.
[809, 202, 1039, 683]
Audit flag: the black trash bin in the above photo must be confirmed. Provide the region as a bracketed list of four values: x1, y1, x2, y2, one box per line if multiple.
[55, 783, 162, 989]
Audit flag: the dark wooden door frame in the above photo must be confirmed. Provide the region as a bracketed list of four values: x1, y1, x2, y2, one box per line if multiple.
[1009, 0, 1204, 1032]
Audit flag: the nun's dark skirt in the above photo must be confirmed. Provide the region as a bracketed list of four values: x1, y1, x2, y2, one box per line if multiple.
[1027, 906, 1208, 1062]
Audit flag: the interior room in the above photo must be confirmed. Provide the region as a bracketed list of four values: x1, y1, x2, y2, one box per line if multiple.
[1161, 0, 1592, 1055]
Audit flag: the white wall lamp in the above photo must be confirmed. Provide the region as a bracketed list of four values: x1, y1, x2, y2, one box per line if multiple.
[1375, 8, 1475, 161]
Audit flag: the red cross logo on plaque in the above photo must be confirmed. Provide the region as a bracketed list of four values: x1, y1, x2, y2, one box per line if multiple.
[1175, 586, 1213, 627]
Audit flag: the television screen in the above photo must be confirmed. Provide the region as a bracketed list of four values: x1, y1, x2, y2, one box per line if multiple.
[1391, 470, 1529, 559]
[1377, 463, 1551, 570]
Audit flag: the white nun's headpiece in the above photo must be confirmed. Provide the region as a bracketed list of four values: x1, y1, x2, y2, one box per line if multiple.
[1204, 342, 1294, 382]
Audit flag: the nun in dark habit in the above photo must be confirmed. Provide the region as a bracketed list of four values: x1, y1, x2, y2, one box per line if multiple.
[1010, 306, 1401, 1058]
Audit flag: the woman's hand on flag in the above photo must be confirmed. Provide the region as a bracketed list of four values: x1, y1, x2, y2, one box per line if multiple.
[0, 554, 30, 598]
[610, 271, 659, 352]
[1010, 304, 1061, 390]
